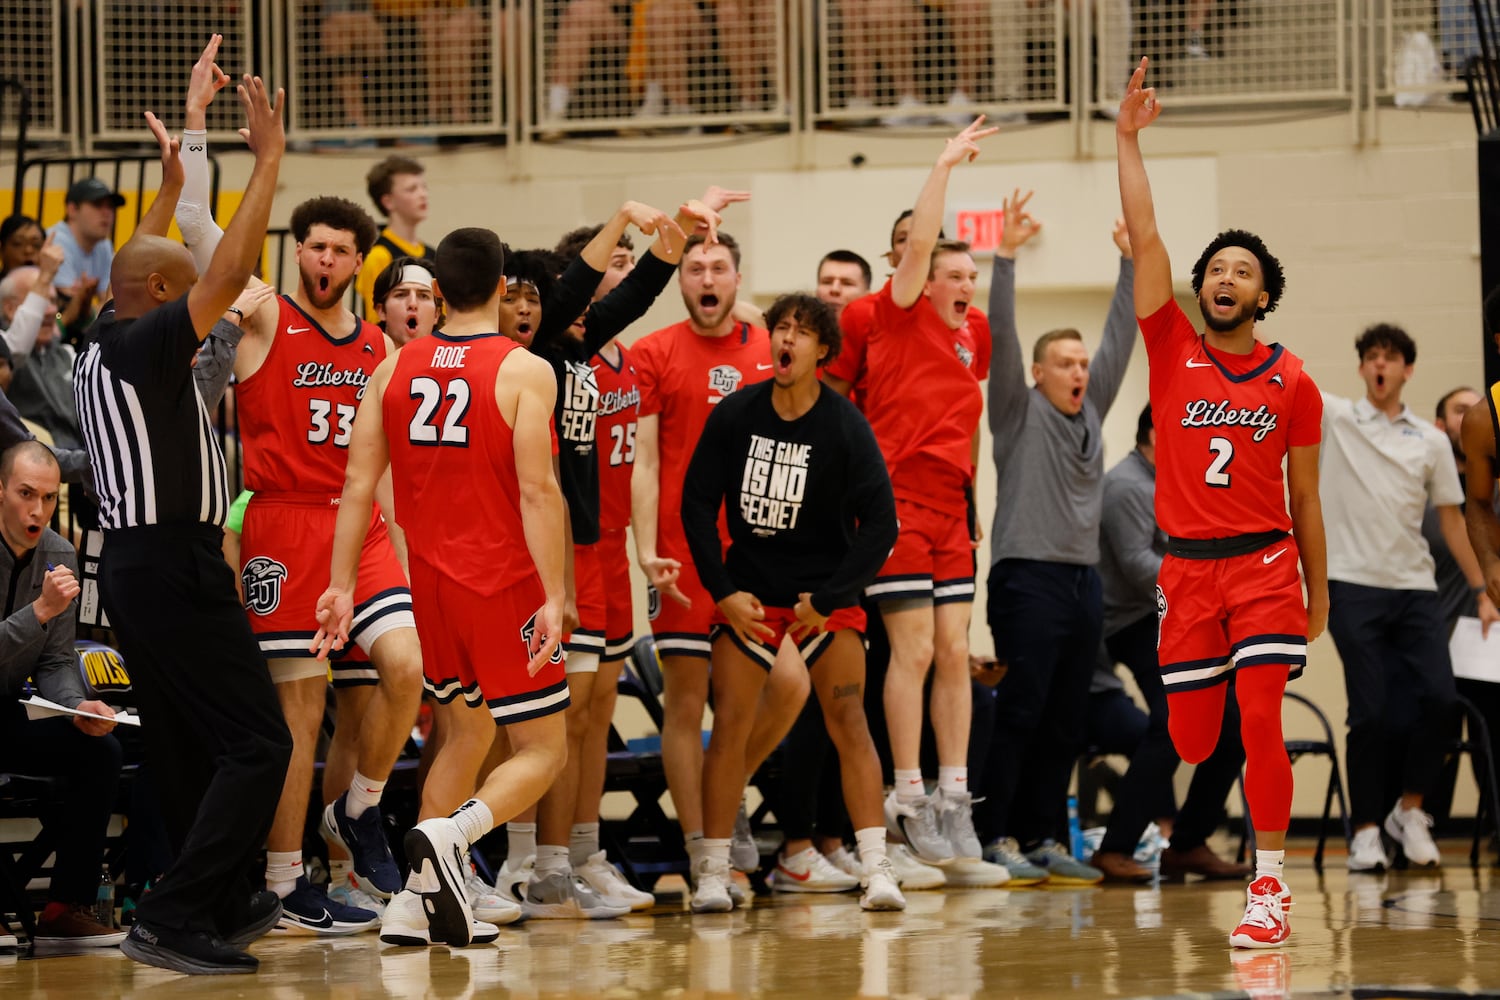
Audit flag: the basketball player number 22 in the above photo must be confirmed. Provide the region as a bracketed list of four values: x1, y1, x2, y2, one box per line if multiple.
[1205, 437, 1233, 487]
[408, 376, 471, 445]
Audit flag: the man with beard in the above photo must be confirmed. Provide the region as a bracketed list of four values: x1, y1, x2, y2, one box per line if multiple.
[1320, 324, 1492, 874]
[233, 195, 423, 933]
[1118, 57, 1327, 948]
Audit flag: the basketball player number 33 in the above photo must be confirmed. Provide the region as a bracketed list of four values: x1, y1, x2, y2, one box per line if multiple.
[407, 376, 472, 446]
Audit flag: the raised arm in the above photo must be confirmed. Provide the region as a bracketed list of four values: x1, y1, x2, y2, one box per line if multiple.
[178, 35, 232, 273]
[185, 76, 284, 339]
[1086, 219, 1139, 416]
[137, 113, 185, 238]
[987, 188, 1040, 452]
[892, 117, 999, 310]
[1462, 400, 1500, 605]
[1116, 58, 1172, 319]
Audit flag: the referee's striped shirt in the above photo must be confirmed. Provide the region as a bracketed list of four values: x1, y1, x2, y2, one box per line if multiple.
[74, 297, 230, 530]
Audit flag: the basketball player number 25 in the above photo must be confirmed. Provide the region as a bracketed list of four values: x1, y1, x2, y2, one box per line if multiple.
[408, 376, 471, 445]
[609, 422, 636, 466]
[1205, 436, 1233, 487]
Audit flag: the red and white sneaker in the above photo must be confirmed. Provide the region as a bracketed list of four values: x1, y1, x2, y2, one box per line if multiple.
[1228, 875, 1292, 949]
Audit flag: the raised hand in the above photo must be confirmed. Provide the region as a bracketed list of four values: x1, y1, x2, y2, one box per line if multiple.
[622, 201, 686, 242]
[1112, 217, 1133, 258]
[998, 188, 1042, 258]
[230, 279, 275, 320]
[309, 587, 353, 659]
[699, 186, 751, 215]
[187, 34, 231, 118]
[35, 232, 64, 284]
[144, 111, 184, 189]
[678, 198, 723, 242]
[236, 74, 286, 160]
[938, 115, 1001, 169]
[1117, 58, 1162, 135]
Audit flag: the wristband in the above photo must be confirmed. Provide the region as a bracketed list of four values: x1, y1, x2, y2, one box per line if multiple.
[226, 306, 244, 321]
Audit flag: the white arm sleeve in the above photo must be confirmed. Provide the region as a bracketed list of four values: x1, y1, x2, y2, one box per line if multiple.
[176, 129, 223, 274]
[3, 292, 51, 360]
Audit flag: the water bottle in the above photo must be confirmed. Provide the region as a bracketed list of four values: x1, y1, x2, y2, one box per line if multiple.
[1067, 795, 1083, 860]
[94, 865, 115, 928]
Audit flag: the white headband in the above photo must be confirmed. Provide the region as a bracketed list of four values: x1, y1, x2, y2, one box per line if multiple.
[397, 264, 434, 289]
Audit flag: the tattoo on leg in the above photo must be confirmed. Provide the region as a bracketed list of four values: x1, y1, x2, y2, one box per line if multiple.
[833, 683, 862, 699]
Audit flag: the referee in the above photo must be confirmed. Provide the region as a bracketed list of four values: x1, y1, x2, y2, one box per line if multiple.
[74, 74, 292, 976]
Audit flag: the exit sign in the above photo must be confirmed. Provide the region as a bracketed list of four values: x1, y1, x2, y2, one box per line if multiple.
[949, 208, 1006, 254]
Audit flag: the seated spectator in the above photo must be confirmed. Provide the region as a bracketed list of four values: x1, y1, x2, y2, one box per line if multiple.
[6, 282, 80, 452]
[0, 440, 124, 949]
[0, 234, 66, 359]
[47, 179, 125, 337]
[0, 215, 44, 283]
[320, 1, 384, 130]
[357, 156, 436, 320]
[544, 0, 630, 123]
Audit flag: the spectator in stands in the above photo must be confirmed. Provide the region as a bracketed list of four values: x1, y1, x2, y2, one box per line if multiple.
[815, 250, 871, 320]
[358, 156, 436, 320]
[1089, 404, 1251, 883]
[5, 277, 81, 455]
[47, 179, 125, 331]
[0, 234, 65, 359]
[1321, 323, 1488, 872]
[416, 2, 484, 125]
[321, 2, 384, 131]
[0, 215, 45, 281]
[633, 0, 705, 118]
[544, 0, 629, 122]
[371, 257, 441, 346]
[980, 206, 1137, 886]
[0, 440, 125, 950]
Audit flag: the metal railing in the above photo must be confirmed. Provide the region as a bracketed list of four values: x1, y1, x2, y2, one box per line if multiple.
[0, 0, 1477, 158]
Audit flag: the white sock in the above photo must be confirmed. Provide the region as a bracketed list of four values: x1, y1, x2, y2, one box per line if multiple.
[328, 859, 354, 888]
[893, 769, 926, 803]
[508, 822, 537, 864]
[536, 844, 571, 876]
[570, 823, 600, 868]
[265, 851, 303, 899]
[1255, 849, 1286, 881]
[855, 827, 887, 869]
[450, 799, 494, 846]
[937, 766, 968, 797]
[346, 770, 387, 819]
[702, 838, 732, 867]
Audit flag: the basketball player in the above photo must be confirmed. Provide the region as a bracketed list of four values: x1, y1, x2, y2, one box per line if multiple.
[313, 227, 568, 948]
[681, 293, 904, 914]
[632, 232, 808, 892]
[371, 256, 440, 347]
[1117, 57, 1327, 949]
[232, 196, 423, 932]
[815, 250, 872, 319]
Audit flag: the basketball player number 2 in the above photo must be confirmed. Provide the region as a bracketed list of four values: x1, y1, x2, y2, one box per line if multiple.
[1205, 437, 1234, 487]
[408, 376, 471, 445]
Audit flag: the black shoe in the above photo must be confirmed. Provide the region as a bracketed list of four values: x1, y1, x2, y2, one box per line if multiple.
[121, 921, 258, 975]
[223, 891, 282, 948]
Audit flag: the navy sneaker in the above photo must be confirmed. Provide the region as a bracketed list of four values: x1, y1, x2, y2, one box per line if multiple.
[275, 877, 380, 936]
[322, 792, 402, 898]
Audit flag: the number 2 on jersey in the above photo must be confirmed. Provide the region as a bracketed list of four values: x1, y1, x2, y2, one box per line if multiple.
[307, 398, 355, 447]
[409, 376, 471, 446]
[1205, 436, 1234, 487]
[608, 422, 637, 466]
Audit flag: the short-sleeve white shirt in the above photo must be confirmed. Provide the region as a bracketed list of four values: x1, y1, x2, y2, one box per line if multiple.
[1321, 394, 1464, 590]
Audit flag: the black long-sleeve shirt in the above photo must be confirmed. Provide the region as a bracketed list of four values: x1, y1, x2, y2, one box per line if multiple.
[534, 252, 677, 543]
[681, 381, 897, 614]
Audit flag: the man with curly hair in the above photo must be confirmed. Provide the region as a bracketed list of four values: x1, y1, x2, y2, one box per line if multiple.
[1117, 58, 1328, 949]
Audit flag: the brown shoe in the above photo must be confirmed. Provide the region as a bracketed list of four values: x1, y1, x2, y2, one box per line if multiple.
[34, 903, 127, 950]
[1091, 850, 1153, 883]
[1159, 844, 1252, 881]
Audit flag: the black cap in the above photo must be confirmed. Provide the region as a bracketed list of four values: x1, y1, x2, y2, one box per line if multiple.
[65, 178, 125, 208]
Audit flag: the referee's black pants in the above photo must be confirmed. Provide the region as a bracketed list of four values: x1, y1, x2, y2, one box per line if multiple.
[100, 523, 292, 936]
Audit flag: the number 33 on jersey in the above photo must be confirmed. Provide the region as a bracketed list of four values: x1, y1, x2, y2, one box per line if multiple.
[1141, 301, 1322, 541]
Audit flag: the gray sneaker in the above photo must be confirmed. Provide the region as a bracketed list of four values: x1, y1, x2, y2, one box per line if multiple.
[883, 790, 954, 865]
[982, 837, 1048, 886]
[935, 787, 983, 859]
[1025, 840, 1104, 886]
[523, 871, 631, 920]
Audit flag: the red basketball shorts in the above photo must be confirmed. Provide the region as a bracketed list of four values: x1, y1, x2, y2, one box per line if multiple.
[711, 604, 866, 671]
[598, 527, 635, 663]
[865, 498, 975, 606]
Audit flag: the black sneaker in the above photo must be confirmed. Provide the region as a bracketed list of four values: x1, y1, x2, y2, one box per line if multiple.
[121, 921, 258, 975]
[223, 891, 282, 948]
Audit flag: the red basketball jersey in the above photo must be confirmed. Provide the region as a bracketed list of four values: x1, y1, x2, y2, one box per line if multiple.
[384, 332, 542, 596]
[1142, 301, 1321, 540]
[594, 343, 640, 532]
[858, 292, 984, 517]
[238, 296, 387, 494]
[631, 320, 771, 532]
[827, 284, 988, 407]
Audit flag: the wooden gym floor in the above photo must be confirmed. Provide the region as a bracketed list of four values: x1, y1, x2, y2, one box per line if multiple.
[2, 840, 1496, 999]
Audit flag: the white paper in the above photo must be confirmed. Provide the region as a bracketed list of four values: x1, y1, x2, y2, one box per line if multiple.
[20, 695, 140, 727]
[1448, 616, 1500, 684]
